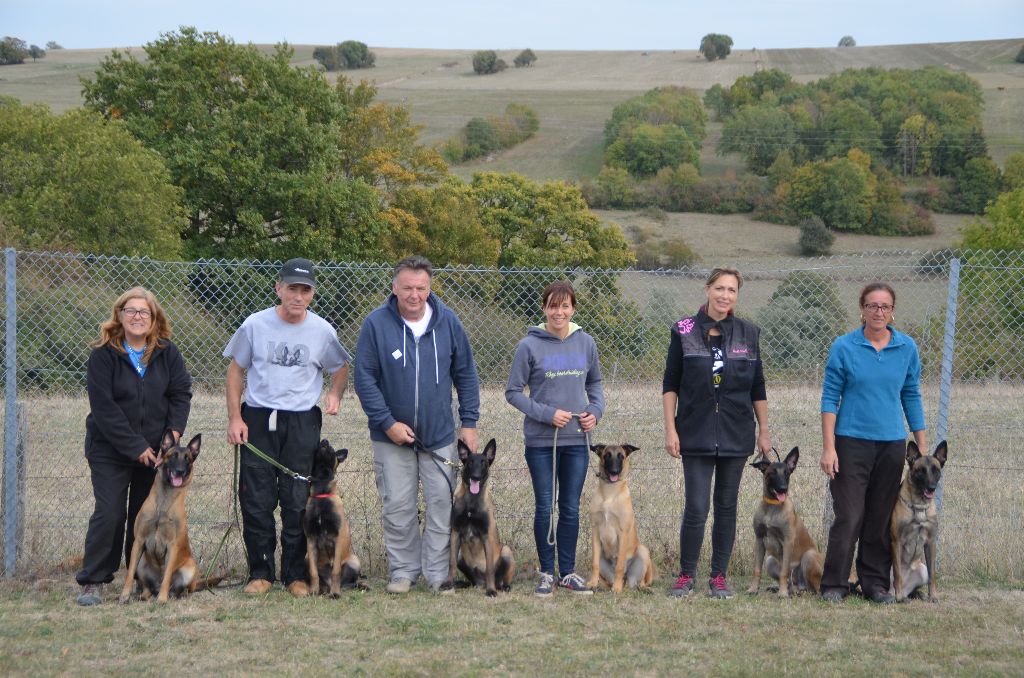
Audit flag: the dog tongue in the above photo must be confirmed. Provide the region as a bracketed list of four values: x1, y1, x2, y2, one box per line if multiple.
[923, 489, 934, 500]
[775, 491, 787, 503]
[171, 475, 183, 488]
[609, 473, 620, 482]
[470, 479, 480, 495]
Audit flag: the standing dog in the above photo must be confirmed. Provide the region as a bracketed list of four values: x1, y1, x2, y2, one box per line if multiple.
[587, 444, 655, 592]
[119, 430, 201, 604]
[748, 447, 823, 597]
[303, 439, 361, 597]
[443, 438, 515, 596]
[890, 440, 948, 602]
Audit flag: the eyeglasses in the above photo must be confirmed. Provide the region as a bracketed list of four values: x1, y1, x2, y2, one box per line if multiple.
[863, 303, 893, 313]
[121, 307, 152, 319]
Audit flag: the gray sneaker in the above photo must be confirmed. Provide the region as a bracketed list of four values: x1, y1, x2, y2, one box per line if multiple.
[385, 577, 413, 594]
[534, 572, 555, 598]
[77, 583, 102, 606]
[668, 573, 694, 598]
[558, 572, 593, 595]
[708, 573, 734, 599]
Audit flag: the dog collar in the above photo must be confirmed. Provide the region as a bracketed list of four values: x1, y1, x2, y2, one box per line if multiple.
[313, 493, 333, 499]
[762, 497, 782, 505]
[899, 495, 930, 512]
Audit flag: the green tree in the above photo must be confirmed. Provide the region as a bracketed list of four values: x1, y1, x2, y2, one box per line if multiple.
[473, 50, 506, 75]
[338, 40, 375, 69]
[81, 27, 394, 261]
[0, 101, 185, 257]
[464, 118, 500, 157]
[719, 103, 797, 174]
[312, 45, 341, 71]
[822, 100, 882, 161]
[0, 36, 28, 65]
[514, 48, 537, 67]
[798, 216, 834, 256]
[604, 86, 707, 146]
[45, 41, 63, 50]
[605, 123, 699, 178]
[782, 153, 874, 232]
[961, 188, 1024, 250]
[956, 156, 1002, 214]
[1002, 152, 1024, 190]
[896, 114, 940, 176]
[699, 33, 733, 62]
[28, 45, 45, 61]
[838, 36, 856, 47]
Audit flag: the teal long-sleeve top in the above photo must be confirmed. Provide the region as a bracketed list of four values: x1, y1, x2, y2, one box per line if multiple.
[821, 326, 926, 441]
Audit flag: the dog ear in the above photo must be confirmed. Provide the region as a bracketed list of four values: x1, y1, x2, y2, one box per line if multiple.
[590, 444, 606, 456]
[160, 429, 176, 454]
[622, 444, 639, 456]
[336, 448, 349, 464]
[932, 441, 948, 468]
[457, 439, 471, 462]
[484, 438, 497, 465]
[750, 453, 770, 472]
[906, 440, 922, 466]
[784, 446, 799, 473]
[187, 434, 201, 459]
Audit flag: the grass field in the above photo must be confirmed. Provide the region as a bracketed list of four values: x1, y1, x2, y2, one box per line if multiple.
[1, 580, 1022, 676]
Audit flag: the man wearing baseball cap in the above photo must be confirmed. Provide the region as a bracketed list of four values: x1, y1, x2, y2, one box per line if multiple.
[224, 258, 351, 597]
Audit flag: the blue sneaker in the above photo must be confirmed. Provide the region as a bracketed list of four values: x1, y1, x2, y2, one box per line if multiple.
[534, 572, 555, 598]
[559, 572, 593, 595]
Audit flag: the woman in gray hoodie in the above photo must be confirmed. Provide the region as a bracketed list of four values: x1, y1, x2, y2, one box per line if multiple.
[505, 281, 605, 597]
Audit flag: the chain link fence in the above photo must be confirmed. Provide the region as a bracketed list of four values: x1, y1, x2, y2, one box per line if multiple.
[2, 248, 1022, 582]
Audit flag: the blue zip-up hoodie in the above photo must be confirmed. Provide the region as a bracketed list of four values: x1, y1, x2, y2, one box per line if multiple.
[354, 293, 480, 451]
[821, 325, 926, 441]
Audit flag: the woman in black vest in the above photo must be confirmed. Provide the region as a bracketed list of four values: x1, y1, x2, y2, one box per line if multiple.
[662, 267, 771, 598]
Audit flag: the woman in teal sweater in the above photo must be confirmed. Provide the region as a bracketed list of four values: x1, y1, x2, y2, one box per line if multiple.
[819, 282, 927, 604]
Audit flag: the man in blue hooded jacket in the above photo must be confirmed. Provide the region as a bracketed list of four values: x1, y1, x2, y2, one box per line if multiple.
[355, 256, 480, 593]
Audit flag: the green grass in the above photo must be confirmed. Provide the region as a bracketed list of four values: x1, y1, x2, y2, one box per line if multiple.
[1, 580, 1022, 676]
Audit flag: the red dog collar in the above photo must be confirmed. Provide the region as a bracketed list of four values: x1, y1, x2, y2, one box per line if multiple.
[313, 493, 333, 499]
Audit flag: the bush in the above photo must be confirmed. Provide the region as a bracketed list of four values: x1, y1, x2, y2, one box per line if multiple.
[699, 33, 733, 62]
[798, 217, 834, 256]
[955, 156, 1002, 214]
[0, 36, 28, 65]
[838, 36, 856, 47]
[757, 297, 837, 372]
[472, 50, 506, 75]
[464, 118, 499, 158]
[662, 239, 700, 268]
[770, 270, 848, 334]
[445, 104, 539, 163]
[313, 41, 375, 71]
[514, 49, 537, 68]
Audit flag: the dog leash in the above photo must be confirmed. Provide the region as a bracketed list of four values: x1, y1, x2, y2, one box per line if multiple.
[545, 414, 591, 547]
[240, 440, 311, 484]
[410, 437, 460, 506]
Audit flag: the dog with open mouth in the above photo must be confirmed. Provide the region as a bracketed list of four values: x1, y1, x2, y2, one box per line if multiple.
[748, 446, 824, 597]
[443, 438, 515, 596]
[890, 440, 948, 602]
[586, 444, 655, 592]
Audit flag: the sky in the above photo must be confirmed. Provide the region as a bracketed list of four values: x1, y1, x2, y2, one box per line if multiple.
[4, 0, 1023, 51]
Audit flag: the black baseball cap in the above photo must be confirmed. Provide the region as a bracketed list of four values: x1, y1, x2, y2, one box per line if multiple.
[280, 258, 316, 287]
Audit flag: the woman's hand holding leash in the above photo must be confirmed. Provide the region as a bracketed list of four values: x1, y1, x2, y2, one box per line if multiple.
[551, 409, 573, 428]
[577, 412, 596, 432]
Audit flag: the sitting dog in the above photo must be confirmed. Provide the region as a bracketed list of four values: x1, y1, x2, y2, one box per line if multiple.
[303, 439, 361, 597]
[119, 430, 202, 604]
[443, 438, 515, 596]
[587, 444, 655, 592]
[748, 447, 823, 597]
[890, 440, 948, 602]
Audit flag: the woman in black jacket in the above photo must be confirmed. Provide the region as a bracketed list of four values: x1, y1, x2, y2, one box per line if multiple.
[76, 287, 192, 605]
[662, 267, 771, 599]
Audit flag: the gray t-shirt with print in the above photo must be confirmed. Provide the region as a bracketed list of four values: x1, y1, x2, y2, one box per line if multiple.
[223, 307, 350, 412]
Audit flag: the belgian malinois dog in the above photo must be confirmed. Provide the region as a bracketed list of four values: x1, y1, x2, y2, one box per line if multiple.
[890, 440, 948, 602]
[748, 447, 824, 597]
[587, 444, 655, 592]
[303, 439, 361, 597]
[119, 430, 202, 604]
[442, 438, 515, 596]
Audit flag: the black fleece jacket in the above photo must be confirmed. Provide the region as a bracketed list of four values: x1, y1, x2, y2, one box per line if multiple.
[662, 311, 766, 457]
[84, 341, 193, 463]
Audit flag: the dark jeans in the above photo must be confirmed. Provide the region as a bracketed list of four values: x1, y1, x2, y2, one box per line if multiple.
[239, 404, 321, 585]
[77, 457, 156, 586]
[525, 444, 589, 576]
[822, 435, 904, 597]
[679, 454, 747, 578]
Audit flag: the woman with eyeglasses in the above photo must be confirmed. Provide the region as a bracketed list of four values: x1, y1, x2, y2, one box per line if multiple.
[819, 282, 926, 604]
[76, 287, 192, 606]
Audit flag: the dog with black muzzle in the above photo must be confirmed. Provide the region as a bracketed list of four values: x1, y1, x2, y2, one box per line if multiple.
[303, 439, 361, 597]
[890, 440, 948, 602]
[586, 444, 655, 592]
[443, 438, 515, 596]
[748, 447, 823, 597]
[119, 430, 201, 604]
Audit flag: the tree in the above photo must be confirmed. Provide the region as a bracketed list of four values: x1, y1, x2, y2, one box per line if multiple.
[337, 40, 375, 69]
[514, 48, 537, 68]
[45, 41, 63, 50]
[312, 45, 341, 71]
[699, 33, 733, 62]
[0, 100, 185, 257]
[719, 103, 797, 174]
[961, 188, 1024, 250]
[464, 118, 500, 157]
[1002, 152, 1024, 190]
[605, 123, 699, 178]
[798, 216, 834, 256]
[0, 36, 28, 65]
[604, 86, 707, 147]
[838, 36, 856, 47]
[956, 156, 1002, 214]
[896, 114, 940, 176]
[28, 45, 46, 61]
[782, 153, 874, 232]
[472, 50, 506, 75]
[822, 100, 882, 161]
[81, 27, 405, 261]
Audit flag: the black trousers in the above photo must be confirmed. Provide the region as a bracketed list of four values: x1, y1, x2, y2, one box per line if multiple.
[679, 454, 747, 578]
[77, 456, 156, 586]
[238, 404, 321, 585]
[821, 435, 905, 597]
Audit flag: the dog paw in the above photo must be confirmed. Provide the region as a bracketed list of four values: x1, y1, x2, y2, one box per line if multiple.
[156, 595, 169, 604]
[745, 587, 758, 595]
[118, 594, 131, 605]
[611, 584, 624, 594]
[485, 589, 497, 598]
[927, 595, 939, 604]
[329, 591, 341, 599]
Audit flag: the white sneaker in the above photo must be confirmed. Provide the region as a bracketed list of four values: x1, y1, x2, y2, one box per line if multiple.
[386, 577, 413, 594]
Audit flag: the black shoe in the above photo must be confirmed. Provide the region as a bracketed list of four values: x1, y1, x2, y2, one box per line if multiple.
[868, 590, 896, 604]
[821, 589, 844, 603]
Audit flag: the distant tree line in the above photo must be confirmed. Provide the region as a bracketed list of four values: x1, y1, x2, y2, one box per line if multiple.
[312, 40, 375, 71]
[1, 36, 46, 65]
[442, 103, 540, 163]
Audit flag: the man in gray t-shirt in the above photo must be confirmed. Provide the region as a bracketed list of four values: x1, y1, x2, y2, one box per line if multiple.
[224, 258, 350, 597]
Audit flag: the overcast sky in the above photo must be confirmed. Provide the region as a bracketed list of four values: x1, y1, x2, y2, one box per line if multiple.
[5, 0, 1023, 51]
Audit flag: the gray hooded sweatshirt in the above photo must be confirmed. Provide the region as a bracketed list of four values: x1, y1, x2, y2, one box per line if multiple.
[505, 322, 605, 448]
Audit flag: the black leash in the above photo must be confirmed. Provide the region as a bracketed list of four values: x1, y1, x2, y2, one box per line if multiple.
[409, 437, 459, 505]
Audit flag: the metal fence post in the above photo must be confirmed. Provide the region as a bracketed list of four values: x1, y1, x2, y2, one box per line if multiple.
[3, 248, 17, 576]
[934, 257, 960, 519]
